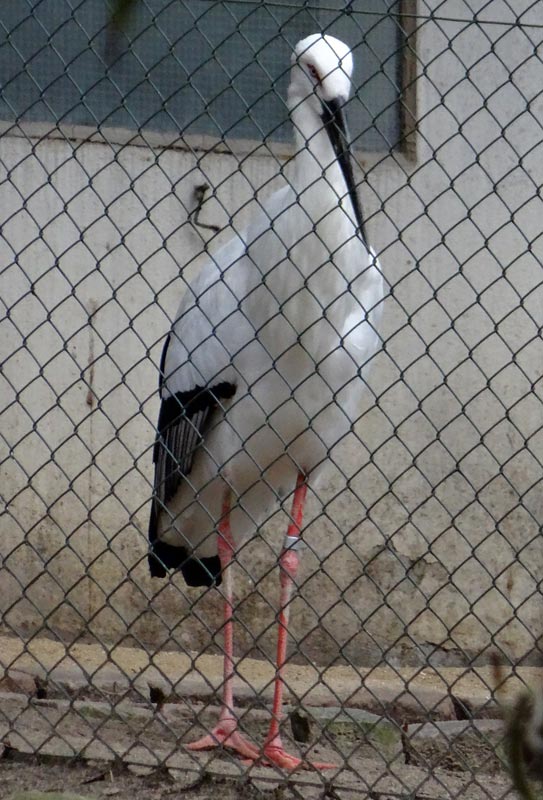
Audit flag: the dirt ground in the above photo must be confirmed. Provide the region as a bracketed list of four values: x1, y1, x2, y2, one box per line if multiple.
[0, 751, 516, 800]
[1, 757, 246, 800]
[0, 634, 524, 800]
[0, 690, 516, 800]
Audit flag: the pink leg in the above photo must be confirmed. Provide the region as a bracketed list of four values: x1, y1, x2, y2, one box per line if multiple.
[186, 492, 260, 760]
[262, 473, 336, 771]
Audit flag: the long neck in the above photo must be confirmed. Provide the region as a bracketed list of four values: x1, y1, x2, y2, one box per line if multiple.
[288, 95, 346, 198]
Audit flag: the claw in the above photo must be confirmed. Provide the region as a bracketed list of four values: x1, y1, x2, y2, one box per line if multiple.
[186, 716, 261, 761]
[262, 743, 336, 771]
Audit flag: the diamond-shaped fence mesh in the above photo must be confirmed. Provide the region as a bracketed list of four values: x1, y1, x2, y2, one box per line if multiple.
[1, 0, 543, 796]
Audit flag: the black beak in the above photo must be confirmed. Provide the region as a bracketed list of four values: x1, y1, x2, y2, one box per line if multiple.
[321, 98, 369, 250]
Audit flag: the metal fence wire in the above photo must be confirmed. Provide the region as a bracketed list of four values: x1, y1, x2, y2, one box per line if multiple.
[1, 0, 543, 796]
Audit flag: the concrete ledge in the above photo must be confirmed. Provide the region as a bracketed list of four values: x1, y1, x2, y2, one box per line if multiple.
[0, 633, 538, 723]
[303, 705, 403, 759]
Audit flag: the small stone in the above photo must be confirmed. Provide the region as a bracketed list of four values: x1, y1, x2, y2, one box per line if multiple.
[167, 769, 205, 789]
[85, 760, 108, 769]
[127, 764, 155, 777]
[0, 669, 37, 695]
[250, 779, 282, 793]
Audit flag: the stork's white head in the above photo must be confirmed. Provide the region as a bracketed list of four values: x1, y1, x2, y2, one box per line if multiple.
[289, 34, 353, 107]
[288, 34, 369, 248]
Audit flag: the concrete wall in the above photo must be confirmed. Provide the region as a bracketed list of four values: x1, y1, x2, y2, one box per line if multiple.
[2, 1, 543, 667]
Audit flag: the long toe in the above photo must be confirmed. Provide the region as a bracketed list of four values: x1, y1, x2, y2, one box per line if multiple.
[186, 719, 261, 761]
[263, 743, 336, 771]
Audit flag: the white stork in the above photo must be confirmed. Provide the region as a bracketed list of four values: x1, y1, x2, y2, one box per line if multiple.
[148, 33, 384, 770]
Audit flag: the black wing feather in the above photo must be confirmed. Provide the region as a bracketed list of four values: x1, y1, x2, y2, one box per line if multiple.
[148, 334, 236, 581]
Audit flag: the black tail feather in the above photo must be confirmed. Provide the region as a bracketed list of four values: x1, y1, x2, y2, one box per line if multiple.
[148, 538, 222, 587]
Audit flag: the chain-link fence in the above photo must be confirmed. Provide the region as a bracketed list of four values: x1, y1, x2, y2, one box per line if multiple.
[1, 0, 543, 796]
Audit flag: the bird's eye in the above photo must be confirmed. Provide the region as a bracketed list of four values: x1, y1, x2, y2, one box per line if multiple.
[307, 64, 321, 82]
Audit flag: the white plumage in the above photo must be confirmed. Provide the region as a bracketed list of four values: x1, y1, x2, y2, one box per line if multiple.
[148, 33, 384, 769]
[151, 34, 383, 566]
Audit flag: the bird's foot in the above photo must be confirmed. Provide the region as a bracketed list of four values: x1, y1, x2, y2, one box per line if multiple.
[262, 740, 336, 771]
[185, 716, 261, 761]
[186, 719, 336, 771]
